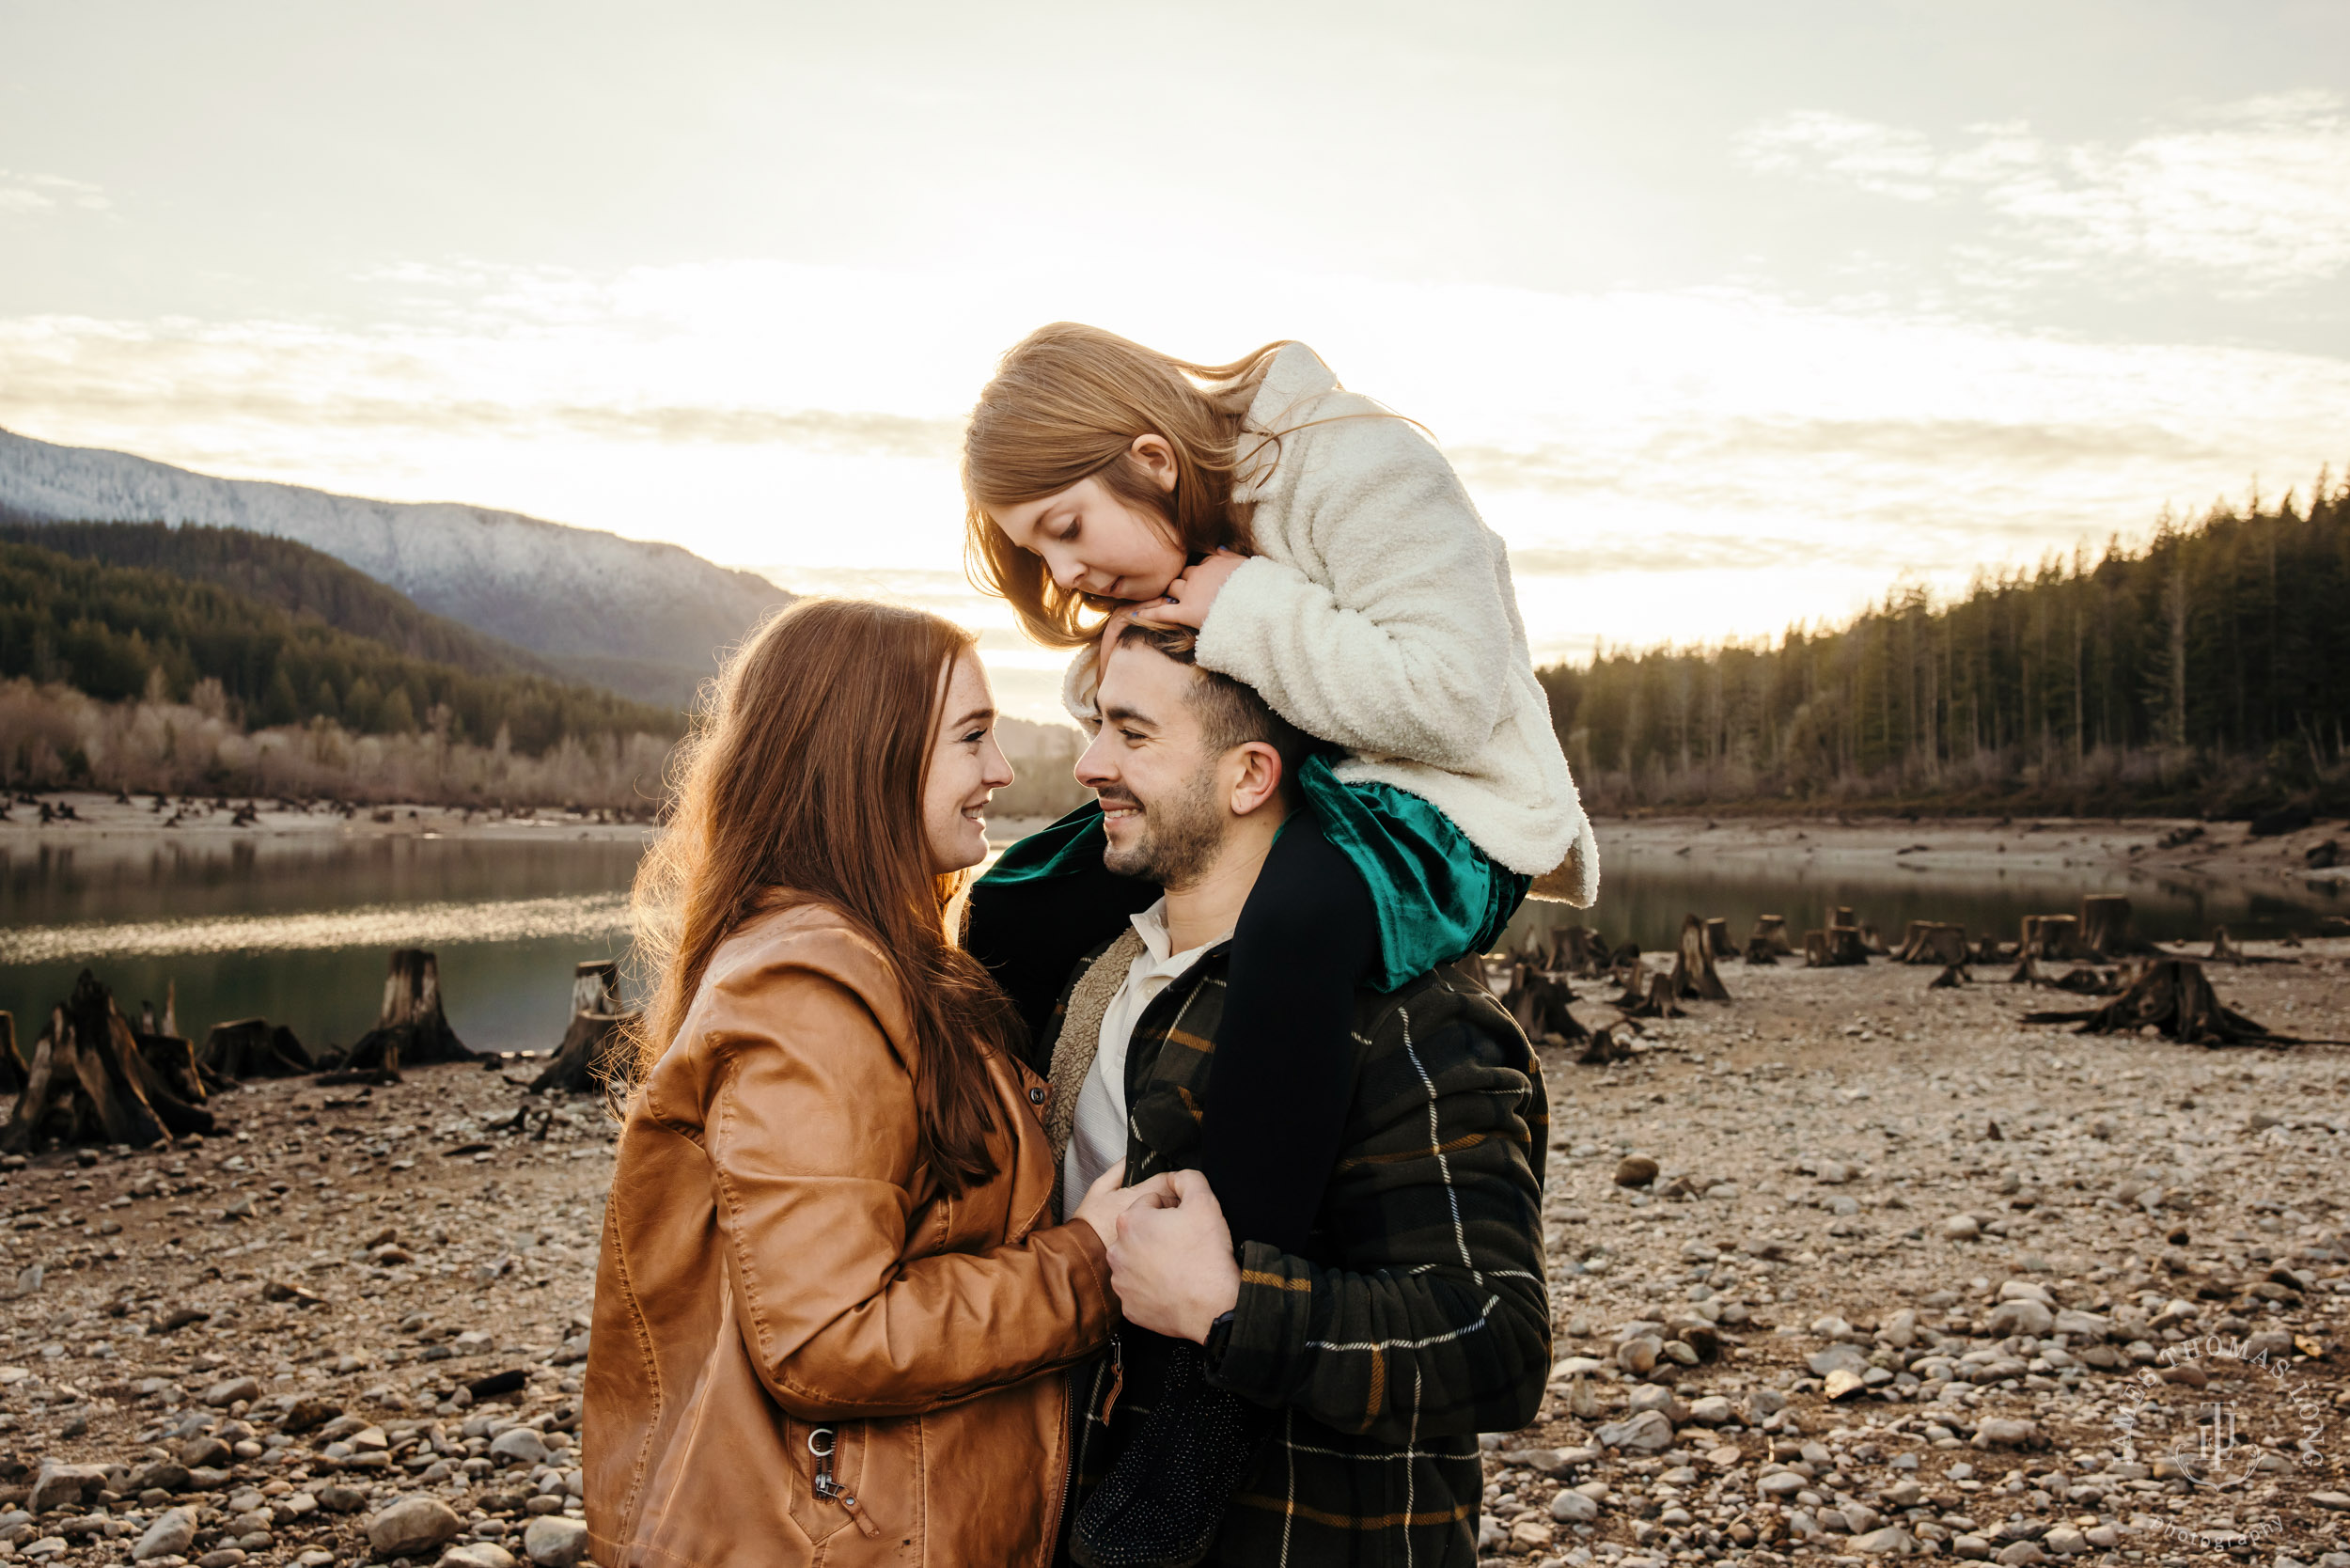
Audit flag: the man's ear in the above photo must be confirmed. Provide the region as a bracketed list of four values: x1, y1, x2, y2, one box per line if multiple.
[1225, 742, 1287, 819]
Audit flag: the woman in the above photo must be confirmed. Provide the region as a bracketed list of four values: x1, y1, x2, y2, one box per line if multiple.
[584, 598, 1143, 1566]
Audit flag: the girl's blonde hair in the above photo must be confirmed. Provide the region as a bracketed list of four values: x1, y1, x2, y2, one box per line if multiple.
[962, 322, 1290, 650]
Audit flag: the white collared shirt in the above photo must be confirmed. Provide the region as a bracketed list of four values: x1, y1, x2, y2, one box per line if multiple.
[1062, 898, 1232, 1205]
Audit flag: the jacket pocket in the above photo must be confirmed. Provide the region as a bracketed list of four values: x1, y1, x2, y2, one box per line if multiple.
[782, 1417, 871, 1544]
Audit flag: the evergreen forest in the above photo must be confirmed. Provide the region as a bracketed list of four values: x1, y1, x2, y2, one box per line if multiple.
[0, 537, 679, 757]
[1538, 473, 2350, 815]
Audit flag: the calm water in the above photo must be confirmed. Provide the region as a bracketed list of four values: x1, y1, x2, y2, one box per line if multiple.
[1502, 842, 2348, 953]
[2, 834, 646, 1058]
[6, 831, 2343, 1058]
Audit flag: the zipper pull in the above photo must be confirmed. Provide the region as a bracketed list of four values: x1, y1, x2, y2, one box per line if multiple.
[808, 1427, 883, 1539]
[1098, 1334, 1126, 1423]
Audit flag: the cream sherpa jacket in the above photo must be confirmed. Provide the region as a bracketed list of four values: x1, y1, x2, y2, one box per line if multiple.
[1064, 342, 1600, 903]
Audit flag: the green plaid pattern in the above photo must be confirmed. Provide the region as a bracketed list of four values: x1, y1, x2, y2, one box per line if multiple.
[1055, 950, 1551, 1566]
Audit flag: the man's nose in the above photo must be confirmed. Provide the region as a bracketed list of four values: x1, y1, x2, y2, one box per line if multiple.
[1074, 729, 1116, 787]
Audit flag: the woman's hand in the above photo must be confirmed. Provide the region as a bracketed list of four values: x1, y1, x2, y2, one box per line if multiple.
[1135, 549, 1246, 631]
[1104, 1168, 1242, 1343]
[1070, 1160, 1157, 1250]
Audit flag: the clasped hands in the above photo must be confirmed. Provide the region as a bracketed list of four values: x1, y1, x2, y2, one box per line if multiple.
[1070, 1163, 1242, 1345]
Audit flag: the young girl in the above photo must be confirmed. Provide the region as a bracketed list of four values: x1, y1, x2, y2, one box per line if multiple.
[962, 323, 1599, 1565]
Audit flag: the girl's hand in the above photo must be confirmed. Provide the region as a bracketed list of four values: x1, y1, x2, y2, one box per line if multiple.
[1071, 1159, 1152, 1249]
[1093, 604, 1148, 690]
[1136, 549, 1246, 631]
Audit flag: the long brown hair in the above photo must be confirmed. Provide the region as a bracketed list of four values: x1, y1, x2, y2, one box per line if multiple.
[962, 322, 1290, 650]
[626, 598, 1014, 1196]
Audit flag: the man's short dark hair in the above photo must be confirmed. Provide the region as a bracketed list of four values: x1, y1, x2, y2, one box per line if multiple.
[1115, 621, 1324, 791]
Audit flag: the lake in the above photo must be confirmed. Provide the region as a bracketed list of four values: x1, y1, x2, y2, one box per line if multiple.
[6, 828, 2342, 1057]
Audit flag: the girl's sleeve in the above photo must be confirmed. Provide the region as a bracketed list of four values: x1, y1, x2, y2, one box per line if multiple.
[1192, 416, 1514, 771]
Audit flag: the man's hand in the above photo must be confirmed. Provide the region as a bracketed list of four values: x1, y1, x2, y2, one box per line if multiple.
[1104, 1168, 1242, 1343]
[1135, 549, 1246, 631]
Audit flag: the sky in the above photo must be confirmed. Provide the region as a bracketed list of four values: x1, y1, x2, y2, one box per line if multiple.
[4, 1, 2348, 723]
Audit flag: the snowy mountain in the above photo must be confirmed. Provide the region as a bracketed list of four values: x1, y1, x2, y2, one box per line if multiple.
[0, 427, 791, 707]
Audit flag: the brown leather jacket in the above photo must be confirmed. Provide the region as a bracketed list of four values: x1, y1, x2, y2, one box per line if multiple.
[584, 902, 1117, 1566]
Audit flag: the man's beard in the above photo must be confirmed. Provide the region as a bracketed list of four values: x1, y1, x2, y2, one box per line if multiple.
[1100, 767, 1225, 887]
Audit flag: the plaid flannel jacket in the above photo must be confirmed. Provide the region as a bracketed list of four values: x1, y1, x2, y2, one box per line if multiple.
[1046, 945, 1551, 1567]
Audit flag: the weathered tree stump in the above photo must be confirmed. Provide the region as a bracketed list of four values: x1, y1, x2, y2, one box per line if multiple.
[1928, 963, 1969, 990]
[2023, 959, 2294, 1046]
[1670, 914, 1732, 1002]
[2208, 926, 2243, 964]
[1804, 925, 1869, 968]
[1898, 922, 1969, 966]
[1749, 916, 1794, 957]
[2008, 951, 2042, 985]
[332, 949, 472, 1078]
[1703, 917, 1735, 960]
[1743, 932, 1784, 965]
[0, 1013, 22, 1098]
[1, 974, 214, 1152]
[2049, 965, 2121, 996]
[1859, 923, 1889, 956]
[135, 1031, 208, 1107]
[1618, 968, 1685, 1020]
[198, 1018, 316, 1082]
[2021, 915, 2082, 962]
[531, 962, 644, 1093]
[1576, 1027, 1632, 1066]
[2079, 895, 2158, 959]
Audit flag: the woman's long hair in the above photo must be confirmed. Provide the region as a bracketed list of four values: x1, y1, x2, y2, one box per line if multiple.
[963, 322, 1289, 650]
[626, 598, 1014, 1196]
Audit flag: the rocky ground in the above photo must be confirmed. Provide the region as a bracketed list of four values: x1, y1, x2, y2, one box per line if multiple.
[0, 935, 2342, 1568]
[1485, 936, 2350, 1568]
[0, 1060, 606, 1568]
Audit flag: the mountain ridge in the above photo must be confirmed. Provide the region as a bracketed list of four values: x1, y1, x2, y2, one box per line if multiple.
[0, 427, 791, 708]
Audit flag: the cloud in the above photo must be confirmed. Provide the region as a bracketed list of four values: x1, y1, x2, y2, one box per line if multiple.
[0, 170, 111, 218]
[1734, 94, 2350, 290]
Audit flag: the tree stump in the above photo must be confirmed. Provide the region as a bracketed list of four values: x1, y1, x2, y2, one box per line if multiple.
[1743, 932, 1784, 965]
[0, 1013, 22, 1099]
[335, 949, 472, 1077]
[2008, 951, 2042, 985]
[1618, 968, 1684, 1020]
[1805, 925, 1868, 968]
[1859, 924, 1889, 955]
[1928, 963, 1969, 990]
[2021, 915, 2081, 963]
[1898, 923, 1969, 966]
[2207, 927, 2243, 964]
[1749, 916, 1793, 957]
[1670, 914, 1732, 1002]
[135, 1031, 208, 1107]
[1576, 1027, 1632, 1066]
[531, 962, 645, 1093]
[2023, 959, 2292, 1046]
[2079, 895, 2157, 958]
[1703, 917, 1736, 960]
[1, 975, 214, 1152]
[198, 1018, 316, 1082]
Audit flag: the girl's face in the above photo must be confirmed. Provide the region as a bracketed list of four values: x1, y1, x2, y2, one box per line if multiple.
[922, 649, 1014, 875]
[988, 439, 1188, 604]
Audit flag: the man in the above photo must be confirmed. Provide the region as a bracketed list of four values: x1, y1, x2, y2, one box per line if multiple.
[1040, 621, 1551, 1566]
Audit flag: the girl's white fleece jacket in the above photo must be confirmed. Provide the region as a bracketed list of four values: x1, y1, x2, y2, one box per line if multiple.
[1064, 342, 1601, 905]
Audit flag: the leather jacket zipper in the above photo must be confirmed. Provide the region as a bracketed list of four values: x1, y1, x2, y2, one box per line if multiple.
[808, 1426, 883, 1540]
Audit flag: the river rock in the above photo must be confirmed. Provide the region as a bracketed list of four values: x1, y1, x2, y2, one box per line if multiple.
[1614, 1155, 1659, 1188]
[28, 1461, 107, 1514]
[439, 1547, 517, 1568]
[1987, 1298, 2054, 1337]
[1942, 1215, 1981, 1240]
[1853, 1526, 1913, 1555]
[1972, 1417, 2040, 1449]
[1549, 1489, 1600, 1523]
[488, 1426, 552, 1466]
[1594, 1410, 1674, 1452]
[205, 1375, 263, 1406]
[133, 1508, 197, 1561]
[1807, 1343, 1869, 1376]
[367, 1496, 463, 1558]
[1824, 1367, 1867, 1401]
[522, 1517, 591, 1568]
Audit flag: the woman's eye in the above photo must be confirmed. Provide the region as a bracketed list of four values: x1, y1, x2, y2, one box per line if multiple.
[962, 729, 986, 745]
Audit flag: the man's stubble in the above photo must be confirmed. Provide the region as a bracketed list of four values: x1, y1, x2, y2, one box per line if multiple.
[1100, 762, 1225, 890]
